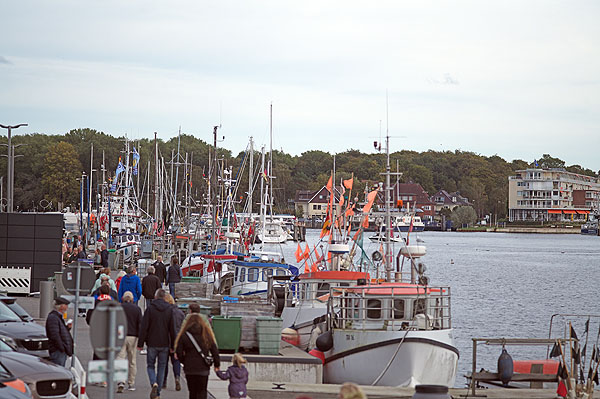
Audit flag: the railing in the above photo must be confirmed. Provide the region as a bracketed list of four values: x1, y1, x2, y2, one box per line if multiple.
[327, 285, 452, 332]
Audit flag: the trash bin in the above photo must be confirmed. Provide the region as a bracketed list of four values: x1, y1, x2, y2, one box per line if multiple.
[211, 316, 242, 351]
[177, 303, 212, 317]
[256, 316, 283, 355]
[181, 276, 203, 282]
[107, 249, 117, 270]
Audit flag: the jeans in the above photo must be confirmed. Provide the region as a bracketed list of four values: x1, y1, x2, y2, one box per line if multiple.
[49, 350, 67, 367]
[146, 347, 169, 395]
[169, 283, 176, 297]
[163, 351, 181, 386]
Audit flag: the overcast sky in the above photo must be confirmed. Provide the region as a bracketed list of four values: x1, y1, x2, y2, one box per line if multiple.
[1, 1, 599, 170]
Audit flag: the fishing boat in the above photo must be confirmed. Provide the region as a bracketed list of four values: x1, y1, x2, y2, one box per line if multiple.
[394, 214, 425, 232]
[311, 131, 458, 387]
[229, 250, 299, 296]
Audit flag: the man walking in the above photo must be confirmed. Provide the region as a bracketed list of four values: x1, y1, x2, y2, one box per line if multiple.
[117, 291, 142, 393]
[118, 265, 142, 304]
[166, 257, 182, 298]
[45, 297, 74, 366]
[142, 265, 162, 309]
[100, 244, 109, 269]
[153, 256, 167, 286]
[138, 289, 175, 399]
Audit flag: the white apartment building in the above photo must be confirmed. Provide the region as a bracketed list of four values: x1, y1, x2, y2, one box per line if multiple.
[508, 168, 600, 222]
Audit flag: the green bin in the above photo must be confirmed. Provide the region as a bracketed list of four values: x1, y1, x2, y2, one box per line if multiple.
[181, 276, 203, 282]
[256, 316, 283, 355]
[211, 316, 242, 351]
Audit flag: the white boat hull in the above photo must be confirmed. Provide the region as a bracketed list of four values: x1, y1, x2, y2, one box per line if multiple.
[324, 329, 458, 387]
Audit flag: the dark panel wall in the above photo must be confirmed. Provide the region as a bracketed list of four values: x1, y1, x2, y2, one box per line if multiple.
[0, 213, 63, 292]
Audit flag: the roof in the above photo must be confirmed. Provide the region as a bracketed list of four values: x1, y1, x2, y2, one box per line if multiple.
[431, 190, 471, 206]
[336, 282, 446, 296]
[299, 271, 370, 281]
[391, 182, 434, 205]
[295, 186, 342, 204]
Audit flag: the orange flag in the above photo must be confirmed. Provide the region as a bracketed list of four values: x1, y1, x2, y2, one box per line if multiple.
[343, 177, 353, 190]
[320, 219, 331, 238]
[310, 262, 318, 272]
[304, 261, 310, 274]
[361, 215, 369, 228]
[362, 189, 379, 213]
[326, 174, 333, 192]
[303, 244, 310, 260]
[295, 243, 303, 263]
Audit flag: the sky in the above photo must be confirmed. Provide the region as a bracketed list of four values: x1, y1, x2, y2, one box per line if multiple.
[1, 1, 599, 170]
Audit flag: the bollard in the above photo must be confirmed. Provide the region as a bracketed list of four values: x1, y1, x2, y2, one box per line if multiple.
[39, 281, 55, 319]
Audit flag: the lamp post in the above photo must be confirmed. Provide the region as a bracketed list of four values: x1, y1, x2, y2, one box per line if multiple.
[0, 123, 28, 212]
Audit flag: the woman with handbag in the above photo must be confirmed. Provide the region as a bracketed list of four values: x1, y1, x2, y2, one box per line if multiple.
[174, 314, 221, 399]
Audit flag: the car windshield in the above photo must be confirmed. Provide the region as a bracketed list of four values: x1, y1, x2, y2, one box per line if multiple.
[6, 302, 32, 321]
[0, 339, 14, 352]
[0, 301, 21, 322]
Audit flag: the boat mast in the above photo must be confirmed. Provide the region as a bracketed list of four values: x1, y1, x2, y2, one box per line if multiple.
[211, 125, 219, 253]
[123, 139, 131, 233]
[269, 103, 273, 218]
[154, 132, 159, 226]
[248, 136, 254, 214]
[259, 146, 266, 251]
[384, 93, 392, 282]
[173, 127, 181, 226]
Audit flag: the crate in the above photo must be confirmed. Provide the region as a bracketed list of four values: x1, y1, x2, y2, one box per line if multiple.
[212, 316, 242, 351]
[256, 316, 282, 355]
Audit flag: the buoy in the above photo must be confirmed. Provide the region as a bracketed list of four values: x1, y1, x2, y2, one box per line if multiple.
[308, 349, 325, 364]
[281, 328, 300, 346]
[497, 348, 514, 386]
[316, 330, 333, 352]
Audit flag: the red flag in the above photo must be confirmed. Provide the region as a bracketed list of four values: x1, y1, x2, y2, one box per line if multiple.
[304, 261, 310, 274]
[295, 243, 302, 263]
[343, 177, 353, 190]
[310, 262, 317, 272]
[556, 380, 567, 398]
[326, 174, 333, 192]
[303, 244, 310, 260]
[361, 215, 369, 228]
[362, 189, 379, 213]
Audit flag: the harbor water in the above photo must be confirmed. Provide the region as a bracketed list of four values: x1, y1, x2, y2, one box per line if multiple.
[267, 230, 600, 387]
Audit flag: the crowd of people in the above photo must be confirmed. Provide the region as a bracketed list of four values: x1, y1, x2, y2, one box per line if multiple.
[49, 244, 368, 399]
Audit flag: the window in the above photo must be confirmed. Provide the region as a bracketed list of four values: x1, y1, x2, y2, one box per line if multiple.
[239, 267, 246, 282]
[316, 283, 330, 297]
[234, 267, 239, 281]
[517, 191, 523, 197]
[366, 299, 381, 319]
[263, 268, 273, 281]
[248, 268, 259, 282]
[393, 299, 405, 319]
[275, 269, 286, 276]
[413, 298, 427, 317]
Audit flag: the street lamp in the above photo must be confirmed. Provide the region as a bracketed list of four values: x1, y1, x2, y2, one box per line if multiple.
[0, 123, 28, 212]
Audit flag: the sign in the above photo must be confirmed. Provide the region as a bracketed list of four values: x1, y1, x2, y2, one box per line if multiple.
[89, 300, 127, 360]
[62, 261, 96, 294]
[87, 359, 128, 383]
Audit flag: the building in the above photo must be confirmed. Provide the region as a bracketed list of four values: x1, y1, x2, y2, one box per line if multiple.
[430, 190, 471, 218]
[294, 186, 341, 219]
[390, 182, 436, 222]
[508, 168, 600, 222]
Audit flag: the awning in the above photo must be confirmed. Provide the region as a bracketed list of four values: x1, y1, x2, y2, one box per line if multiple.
[576, 210, 590, 214]
[547, 209, 562, 214]
[563, 210, 576, 214]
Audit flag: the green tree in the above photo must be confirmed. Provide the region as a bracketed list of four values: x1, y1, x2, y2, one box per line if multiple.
[537, 154, 565, 169]
[450, 206, 477, 227]
[42, 142, 83, 209]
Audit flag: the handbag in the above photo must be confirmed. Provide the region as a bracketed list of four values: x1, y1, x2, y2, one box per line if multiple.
[186, 332, 214, 367]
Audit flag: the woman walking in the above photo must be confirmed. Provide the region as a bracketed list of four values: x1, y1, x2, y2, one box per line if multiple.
[174, 313, 220, 399]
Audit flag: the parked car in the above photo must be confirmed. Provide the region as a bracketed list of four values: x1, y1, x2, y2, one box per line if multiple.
[0, 300, 48, 357]
[0, 361, 31, 398]
[0, 296, 35, 322]
[0, 338, 73, 399]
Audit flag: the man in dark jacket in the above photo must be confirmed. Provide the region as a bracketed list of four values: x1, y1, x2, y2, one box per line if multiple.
[45, 297, 74, 366]
[153, 256, 166, 286]
[91, 276, 118, 300]
[118, 266, 142, 304]
[166, 257, 182, 298]
[142, 266, 162, 309]
[117, 291, 143, 393]
[100, 244, 109, 269]
[138, 289, 175, 399]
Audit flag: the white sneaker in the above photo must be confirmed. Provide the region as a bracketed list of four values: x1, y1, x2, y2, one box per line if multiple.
[127, 384, 136, 391]
[140, 349, 147, 355]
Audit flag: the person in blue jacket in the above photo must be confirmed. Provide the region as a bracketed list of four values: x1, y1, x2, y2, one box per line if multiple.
[118, 265, 142, 304]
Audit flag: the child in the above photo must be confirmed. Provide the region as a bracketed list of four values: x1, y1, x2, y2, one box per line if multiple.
[216, 353, 249, 399]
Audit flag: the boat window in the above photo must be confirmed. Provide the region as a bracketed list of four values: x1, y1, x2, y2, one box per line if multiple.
[366, 299, 382, 319]
[413, 298, 427, 317]
[393, 299, 405, 319]
[275, 269, 286, 276]
[263, 269, 273, 281]
[248, 268, 259, 282]
[239, 268, 246, 282]
[316, 283, 330, 297]
[234, 267, 239, 281]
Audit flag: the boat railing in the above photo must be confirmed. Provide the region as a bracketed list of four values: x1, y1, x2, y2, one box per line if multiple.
[326, 285, 452, 331]
[283, 280, 355, 306]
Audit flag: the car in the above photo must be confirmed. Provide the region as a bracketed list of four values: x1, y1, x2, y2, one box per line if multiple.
[0, 361, 32, 398]
[0, 296, 35, 322]
[0, 338, 73, 399]
[0, 300, 48, 357]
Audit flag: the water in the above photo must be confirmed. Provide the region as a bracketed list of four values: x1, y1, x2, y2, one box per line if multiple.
[265, 230, 600, 387]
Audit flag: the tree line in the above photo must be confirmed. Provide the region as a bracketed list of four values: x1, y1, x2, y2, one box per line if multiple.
[2, 128, 597, 221]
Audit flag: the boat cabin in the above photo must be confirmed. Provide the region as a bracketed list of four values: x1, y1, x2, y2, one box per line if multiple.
[284, 271, 371, 306]
[332, 283, 451, 331]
